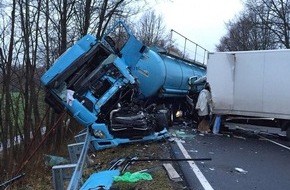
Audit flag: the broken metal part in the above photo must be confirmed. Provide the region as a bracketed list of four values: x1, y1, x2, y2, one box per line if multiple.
[0, 173, 25, 188]
[128, 157, 212, 162]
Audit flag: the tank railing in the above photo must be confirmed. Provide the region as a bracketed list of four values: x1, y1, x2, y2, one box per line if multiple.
[160, 50, 206, 68]
[170, 29, 209, 66]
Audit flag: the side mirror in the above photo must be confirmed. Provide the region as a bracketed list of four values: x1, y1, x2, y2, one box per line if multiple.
[189, 76, 197, 85]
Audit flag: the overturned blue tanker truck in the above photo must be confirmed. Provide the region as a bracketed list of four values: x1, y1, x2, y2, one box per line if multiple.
[41, 21, 206, 189]
[41, 20, 206, 150]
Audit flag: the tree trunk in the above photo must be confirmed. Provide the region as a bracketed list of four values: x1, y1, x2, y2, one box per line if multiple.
[3, 0, 16, 173]
[82, 0, 92, 35]
[96, 0, 108, 39]
[19, 0, 33, 151]
[30, 0, 42, 142]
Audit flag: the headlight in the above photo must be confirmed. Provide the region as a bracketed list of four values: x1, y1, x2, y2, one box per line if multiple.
[176, 110, 183, 118]
[92, 130, 106, 138]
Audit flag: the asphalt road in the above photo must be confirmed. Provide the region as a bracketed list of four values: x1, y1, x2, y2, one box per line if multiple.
[169, 125, 290, 190]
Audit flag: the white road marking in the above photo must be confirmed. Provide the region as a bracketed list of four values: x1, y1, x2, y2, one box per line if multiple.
[258, 135, 290, 151]
[176, 141, 214, 190]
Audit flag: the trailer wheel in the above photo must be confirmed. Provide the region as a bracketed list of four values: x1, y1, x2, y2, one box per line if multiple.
[279, 120, 290, 141]
[286, 127, 290, 141]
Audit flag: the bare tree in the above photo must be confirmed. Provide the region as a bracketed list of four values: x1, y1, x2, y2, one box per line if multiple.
[0, 0, 16, 175]
[216, 11, 276, 51]
[18, 0, 40, 150]
[135, 10, 170, 47]
[216, 0, 290, 51]
[246, 0, 290, 48]
[0, 0, 160, 181]
[73, 0, 93, 36]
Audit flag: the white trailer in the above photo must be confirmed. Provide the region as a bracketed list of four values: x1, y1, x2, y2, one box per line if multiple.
[207, 49, 290, 138]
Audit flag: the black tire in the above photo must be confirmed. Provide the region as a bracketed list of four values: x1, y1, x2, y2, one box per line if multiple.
[286, 126, 290, 141]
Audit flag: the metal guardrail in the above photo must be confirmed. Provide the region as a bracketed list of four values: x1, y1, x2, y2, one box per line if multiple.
[67, 129, 90, 190]
[52, 129, 90, 190]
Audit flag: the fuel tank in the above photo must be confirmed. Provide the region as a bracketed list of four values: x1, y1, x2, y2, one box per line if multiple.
[131, 48, 206, 98]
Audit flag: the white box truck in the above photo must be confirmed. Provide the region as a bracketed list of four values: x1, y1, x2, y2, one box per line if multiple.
[207, 49, 290, 138]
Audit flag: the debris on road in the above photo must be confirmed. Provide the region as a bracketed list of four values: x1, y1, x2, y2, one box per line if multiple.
[209, 167, 215, 171]
[43, 154, 69, 166]
[80, 170, 120, 190]
[163, 163, 183, 182]
[233, 135, 247, 140]
[235, 167, 248, 174]
[188, 149, 198, 153]
[170, 129, 196, 140]
[137, 166, 163, 173]
[114, 171, 152, 183]
[82, 142, 187, 190]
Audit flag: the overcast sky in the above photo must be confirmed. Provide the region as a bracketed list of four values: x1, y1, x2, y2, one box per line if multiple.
[152, 0, 244, 52]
